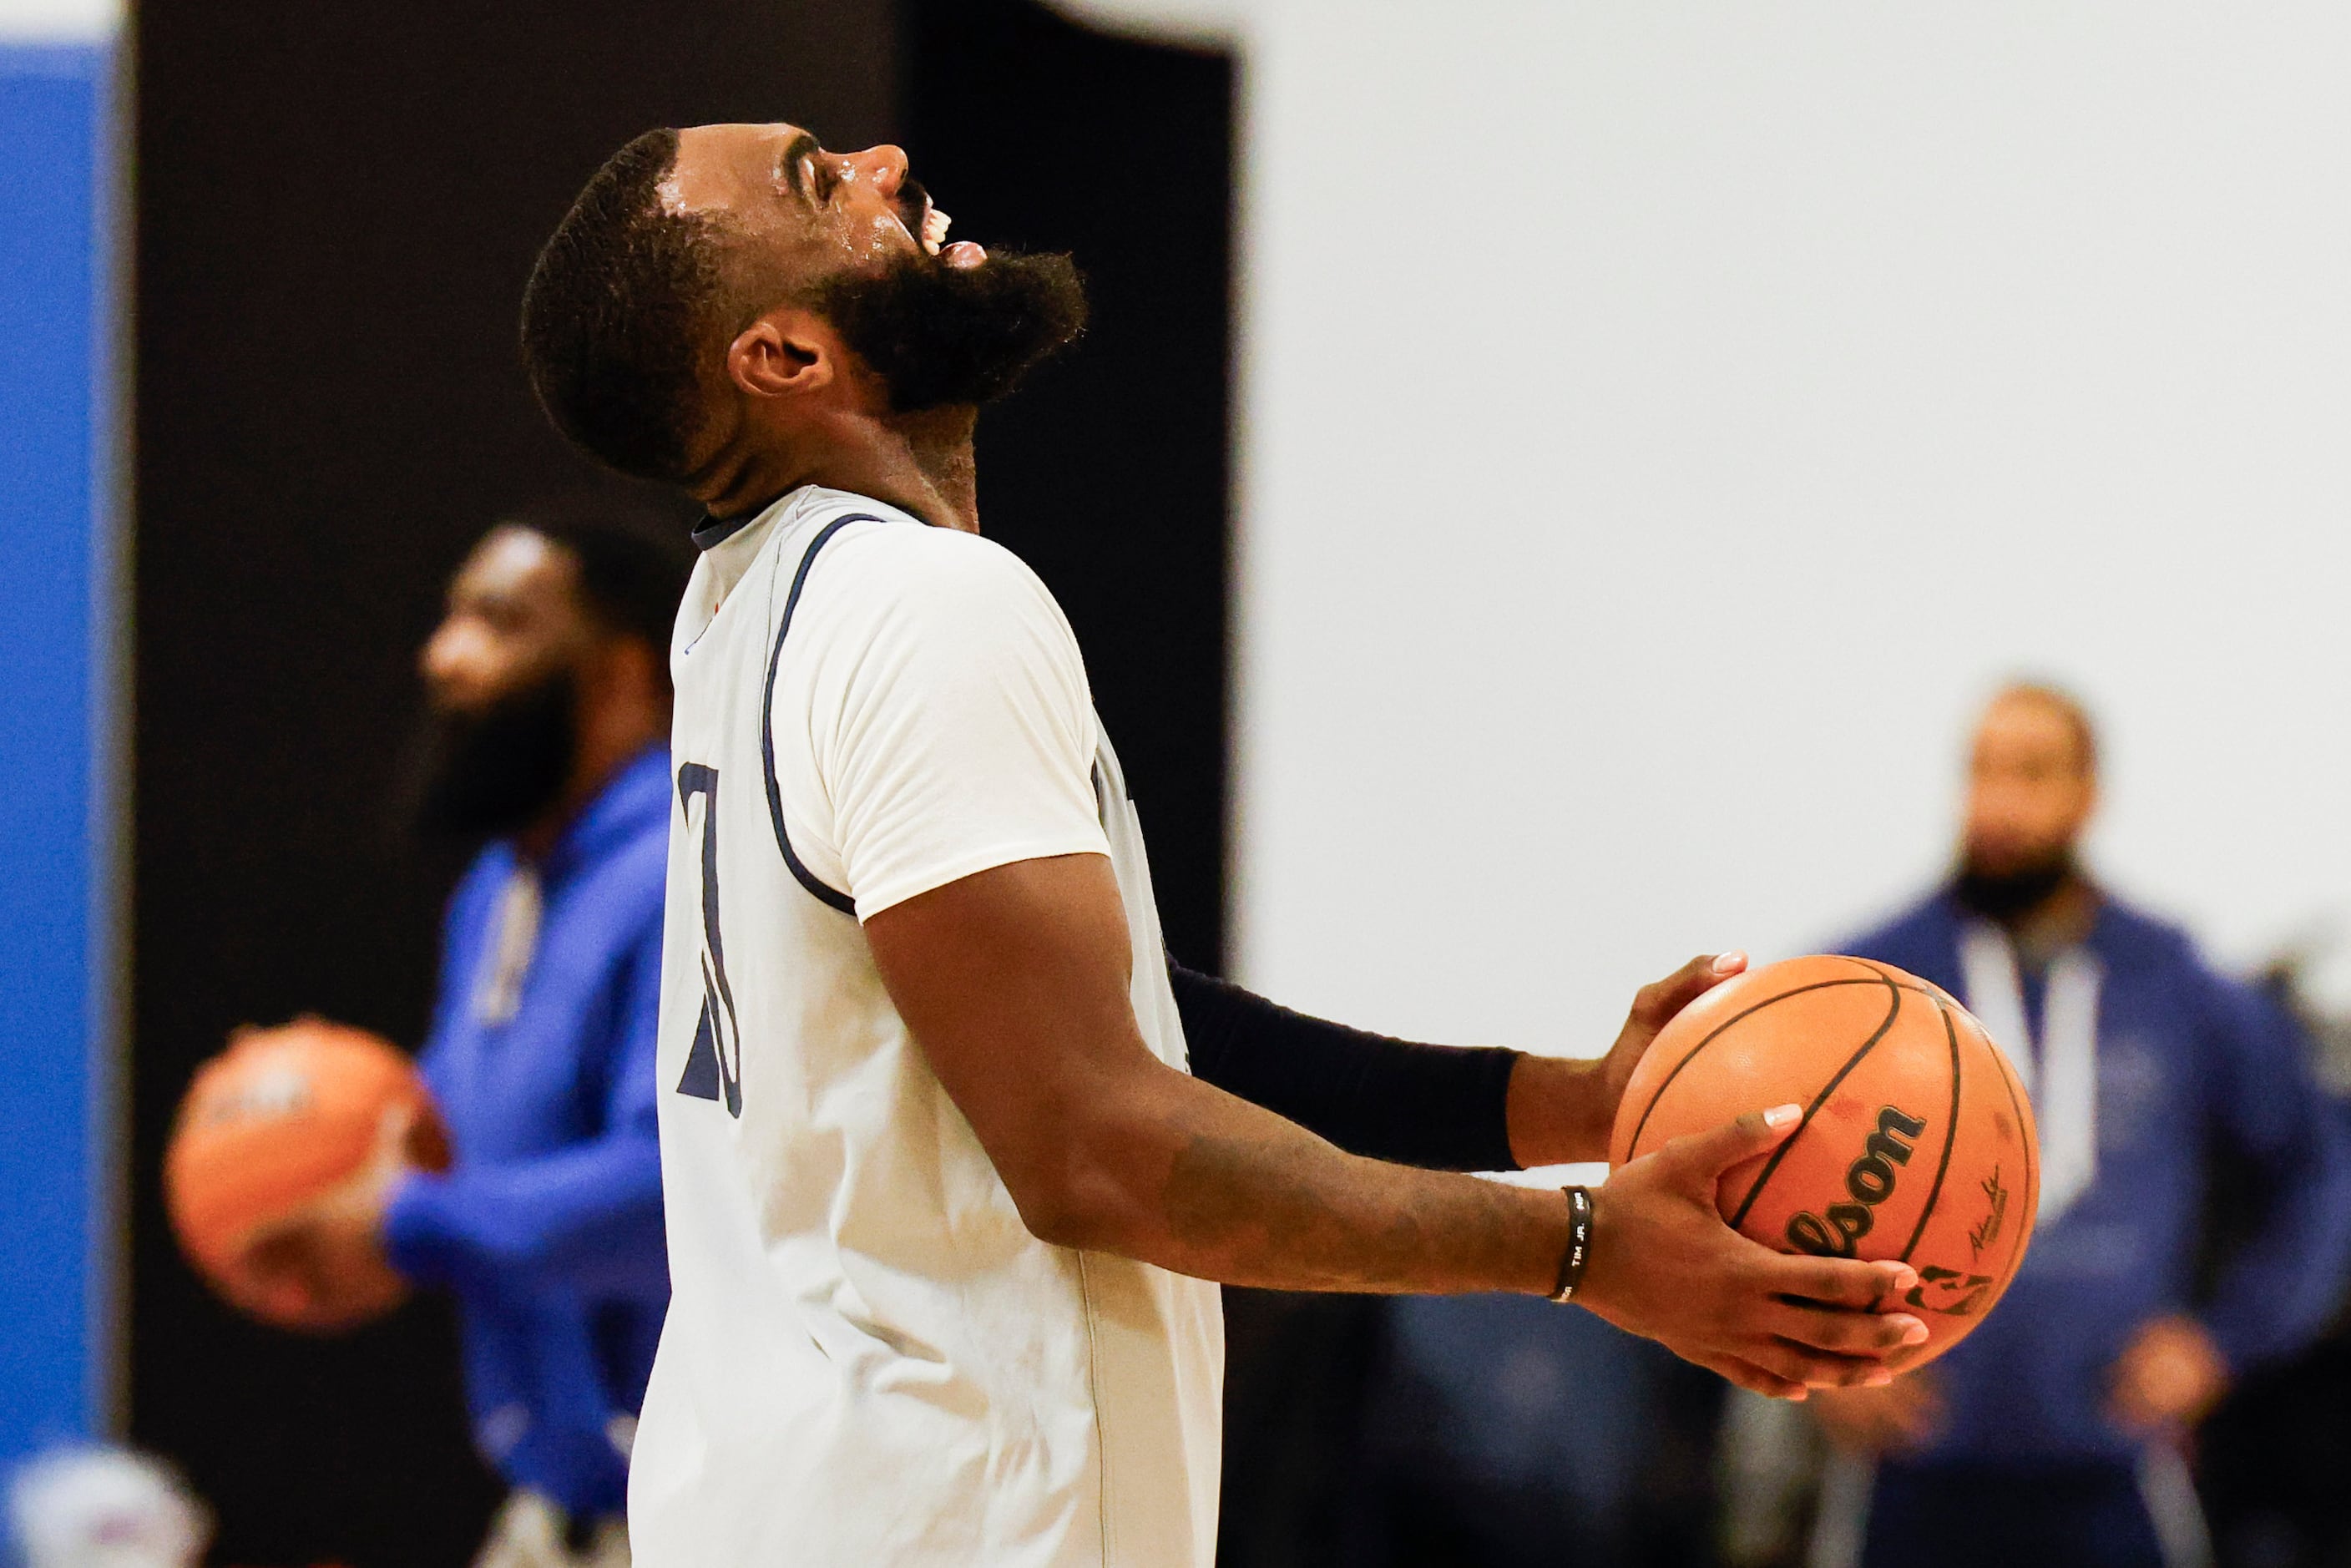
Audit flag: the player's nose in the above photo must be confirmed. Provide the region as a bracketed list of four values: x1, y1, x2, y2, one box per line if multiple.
[847, 143, 909, 198]
[421, 617, 489, 701]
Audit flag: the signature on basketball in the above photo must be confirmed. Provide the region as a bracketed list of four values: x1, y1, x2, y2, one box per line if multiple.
[1967, 1166, 2008, 1261]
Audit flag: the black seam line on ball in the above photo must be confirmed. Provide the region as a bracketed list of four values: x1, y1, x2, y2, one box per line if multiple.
[1895, 985, 1964, 1264]
[761, 513, 885, 915]
[1623, 959, 1922, 1161]
[1725, 970, 1904, 1234]
[1981, 1014, 2039, 1275]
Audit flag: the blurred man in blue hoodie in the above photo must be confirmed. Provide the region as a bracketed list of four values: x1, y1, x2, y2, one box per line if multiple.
[1808, 684, 2351, 1568]
[247, 500, 690, 1567]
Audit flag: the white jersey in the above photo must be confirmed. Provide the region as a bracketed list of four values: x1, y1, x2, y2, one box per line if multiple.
[629, 486, 1223, 1566]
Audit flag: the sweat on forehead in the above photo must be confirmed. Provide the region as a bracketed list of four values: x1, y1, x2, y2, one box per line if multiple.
[660, 122, 811, 216]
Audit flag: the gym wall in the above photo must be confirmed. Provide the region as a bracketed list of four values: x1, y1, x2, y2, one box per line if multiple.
[1073, 0, 2351, 1072]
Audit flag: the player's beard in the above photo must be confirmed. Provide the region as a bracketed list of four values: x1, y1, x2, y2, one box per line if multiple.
[1953, 847, 2076, 923]
[818, 247, 1089, 413]
[405, 669, 578, 842]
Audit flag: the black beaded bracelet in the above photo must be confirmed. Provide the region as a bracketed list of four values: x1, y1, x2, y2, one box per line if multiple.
[1548, 1186, 1594, 1303]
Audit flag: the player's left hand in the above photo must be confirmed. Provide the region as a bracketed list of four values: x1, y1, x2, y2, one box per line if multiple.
[2107, 1313, 2228, 1436]
[232, 1100, 417, 1333]
[1509, 951, 1749, 1166]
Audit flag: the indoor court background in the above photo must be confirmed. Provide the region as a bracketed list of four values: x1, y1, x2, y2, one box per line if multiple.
[5, 0, 2351, 1564]
[1078, 0, 2351, 1064]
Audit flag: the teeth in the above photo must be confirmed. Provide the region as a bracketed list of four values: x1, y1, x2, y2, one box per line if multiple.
[921, 204, 952, 255]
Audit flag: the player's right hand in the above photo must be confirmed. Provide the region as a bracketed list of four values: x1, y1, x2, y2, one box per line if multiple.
[232, 1100, 417, 1333]
[1575, 1103, 1930, 1400]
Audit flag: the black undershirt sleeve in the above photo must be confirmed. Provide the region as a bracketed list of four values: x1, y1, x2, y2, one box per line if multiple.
[1166, 959, 1524, 1173]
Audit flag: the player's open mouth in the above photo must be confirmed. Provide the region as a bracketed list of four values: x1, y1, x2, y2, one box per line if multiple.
[903, 184, 987, 269]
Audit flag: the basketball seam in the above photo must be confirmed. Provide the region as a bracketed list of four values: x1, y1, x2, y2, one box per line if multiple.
[1982, 1019, 2040, 1279]
[1894, 994, 1964, 1263]
[1623, 967, 1937, 1161]
[1724, 971, 1905, 1232]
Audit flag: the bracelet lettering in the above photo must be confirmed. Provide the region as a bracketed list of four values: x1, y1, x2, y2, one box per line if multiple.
[1549, 1185, 1593, 1303]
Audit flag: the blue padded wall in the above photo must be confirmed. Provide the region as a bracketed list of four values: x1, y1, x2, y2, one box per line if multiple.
[0, 39, 116, 1469]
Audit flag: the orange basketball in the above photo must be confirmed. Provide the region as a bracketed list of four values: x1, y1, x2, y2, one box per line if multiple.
[1609, 954, 2039, 1366]
[164, 1018, 448, 1327]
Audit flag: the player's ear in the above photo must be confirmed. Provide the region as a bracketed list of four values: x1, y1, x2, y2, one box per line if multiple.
[726, 306, 836, 400]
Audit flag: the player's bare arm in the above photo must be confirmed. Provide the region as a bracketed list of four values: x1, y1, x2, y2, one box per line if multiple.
[865, 850, 1931, 1399]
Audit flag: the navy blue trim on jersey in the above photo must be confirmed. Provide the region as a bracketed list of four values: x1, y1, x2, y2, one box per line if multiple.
[761, 514, 884, 914]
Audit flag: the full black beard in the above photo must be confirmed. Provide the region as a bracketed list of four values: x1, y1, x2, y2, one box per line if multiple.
[405, 670, 577, 842]
[1953, 851, 2075, 923]
[819, 248, 1090, 412]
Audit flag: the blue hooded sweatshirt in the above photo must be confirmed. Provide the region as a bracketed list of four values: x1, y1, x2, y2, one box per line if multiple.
[383, 745, 671, 1517]
[1843, 887, 2351, 1464]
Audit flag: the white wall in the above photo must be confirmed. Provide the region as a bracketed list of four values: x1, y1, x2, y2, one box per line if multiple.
[1062, 2, 2351, 1055]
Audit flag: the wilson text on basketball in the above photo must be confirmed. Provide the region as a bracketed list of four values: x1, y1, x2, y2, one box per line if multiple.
[1784, 1105, 1928, 1258]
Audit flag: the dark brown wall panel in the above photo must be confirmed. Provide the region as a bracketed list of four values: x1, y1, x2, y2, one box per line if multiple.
[903, 0, 1233, 973]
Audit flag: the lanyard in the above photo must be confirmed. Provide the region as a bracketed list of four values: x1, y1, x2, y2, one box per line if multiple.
[473, 864, 544, 1026]
[1959, 922, 2101, 1226]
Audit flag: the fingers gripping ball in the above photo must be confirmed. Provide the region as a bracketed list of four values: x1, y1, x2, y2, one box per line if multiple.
[1610, 956, 2039, 1367]
[164, 1019, 449, 1329]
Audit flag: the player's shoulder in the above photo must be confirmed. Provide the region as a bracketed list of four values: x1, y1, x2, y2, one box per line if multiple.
[801, 499, 1065, 635]
[447, 843, 518, 924]
[1839, 887, 1958, 966]
[2091, 893, 2202, 973]
[2096, 899, 2291, 1049]
[817, 503, 1048, 589]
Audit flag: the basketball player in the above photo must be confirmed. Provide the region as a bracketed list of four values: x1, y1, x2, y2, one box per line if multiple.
[242, 503, 690, 1567]
[1807, 685, 2351, 1568]
[516, 123, 1928, 1565]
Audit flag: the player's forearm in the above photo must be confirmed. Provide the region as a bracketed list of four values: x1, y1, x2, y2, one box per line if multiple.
[1504, 1053, 1615, 1166]
[1038, 1069, 1571, 1296]
[1165, 963, 1620, 1171]
[384, 1136, 668, 1301]
[1167, 962, 1524, 1171]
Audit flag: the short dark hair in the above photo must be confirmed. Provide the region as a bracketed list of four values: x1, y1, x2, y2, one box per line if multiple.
[501, 494, 696, 688]
[520, 130, 721, 483]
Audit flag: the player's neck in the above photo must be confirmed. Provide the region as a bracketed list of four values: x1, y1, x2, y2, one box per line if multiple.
[897, 406, 980, 534]
[695, 407, 981, 534]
